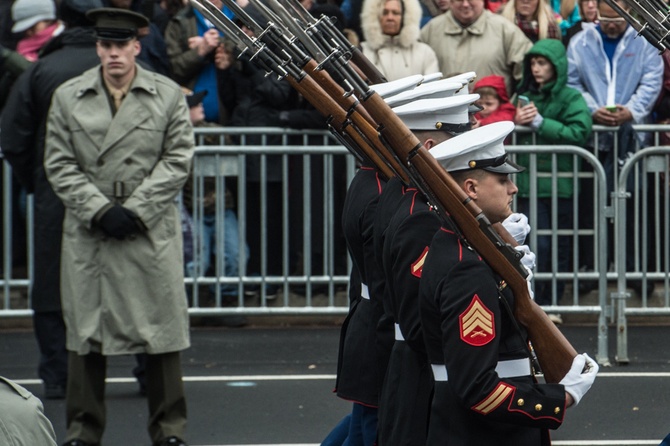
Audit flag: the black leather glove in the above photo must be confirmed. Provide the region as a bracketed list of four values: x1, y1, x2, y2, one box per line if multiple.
[98, 204, 141, 240]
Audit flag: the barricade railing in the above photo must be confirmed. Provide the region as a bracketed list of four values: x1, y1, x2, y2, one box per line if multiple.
[614, 146, 670, 363]
[2, 124, 669, 366]
[187, 127, 356, 315]
[186, 143, 355, 316]
[506, 143, 610, 365]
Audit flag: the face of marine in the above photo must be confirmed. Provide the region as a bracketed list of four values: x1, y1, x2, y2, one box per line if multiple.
[463, 171, 518, 223]
[97, 38, 140, 87]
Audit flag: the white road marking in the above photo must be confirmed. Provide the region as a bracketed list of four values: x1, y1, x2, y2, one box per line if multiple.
[188, 442, 663, 446]
[10, 374, 663, 446]
[9, 371, 670, 386]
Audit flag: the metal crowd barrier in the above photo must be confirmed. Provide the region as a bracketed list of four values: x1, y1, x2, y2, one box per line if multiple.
[613, 145, 670, 363]
[506, 143, 610, 365]
[1, 125, 670, 367]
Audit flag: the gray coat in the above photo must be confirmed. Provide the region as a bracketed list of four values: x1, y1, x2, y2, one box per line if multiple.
[44, 64, 194, 355]
[0, 377, 57, 445]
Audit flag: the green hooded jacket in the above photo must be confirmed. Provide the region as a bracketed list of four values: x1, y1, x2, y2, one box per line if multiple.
[515, 38, 592, 198]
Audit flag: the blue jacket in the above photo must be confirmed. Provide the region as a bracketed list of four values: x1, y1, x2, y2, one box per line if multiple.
[566, 22, 663, 125]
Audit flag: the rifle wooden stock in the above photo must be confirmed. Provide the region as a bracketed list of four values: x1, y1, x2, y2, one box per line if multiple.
[303, 60, 375, 126]
[359, 91, 577, 384]
[283, 74, 396, 180]
[301, 60, 410, 184]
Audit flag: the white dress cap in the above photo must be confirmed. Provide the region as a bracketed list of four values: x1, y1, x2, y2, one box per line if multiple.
[385, 80, 463, 107]
[442, 71, 477, 95]
[430, 121, 524, 174]
[369, 74, 424, 99]
[443, 71, 477, 85]
[393, 93, 480, 131]
[420, 72, 444, 84]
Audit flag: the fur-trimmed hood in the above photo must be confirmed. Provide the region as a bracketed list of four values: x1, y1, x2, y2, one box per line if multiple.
[360, 0, 423, 50]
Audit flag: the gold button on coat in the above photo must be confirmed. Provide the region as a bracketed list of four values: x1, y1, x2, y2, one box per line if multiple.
[535, 404, 542, 411]
[554, 407, 561, 414]
[517, 399, 524, 406]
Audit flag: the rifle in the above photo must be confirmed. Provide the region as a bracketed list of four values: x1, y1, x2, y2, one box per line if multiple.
[211, 0, 410, 184]
[273, 0, 388, 84]
[191, 0, 578, 383]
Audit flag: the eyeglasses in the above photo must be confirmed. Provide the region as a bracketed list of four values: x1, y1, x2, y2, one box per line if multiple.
[597, 14, 627, 23]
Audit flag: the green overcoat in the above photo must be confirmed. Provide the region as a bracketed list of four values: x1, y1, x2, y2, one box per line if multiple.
[515, 38, 592, 198]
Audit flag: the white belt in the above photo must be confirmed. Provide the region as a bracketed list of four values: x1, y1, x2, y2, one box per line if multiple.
[394, 323, 405, 341]
[361, 283, 370, 300]
[431, 358, 531, 382]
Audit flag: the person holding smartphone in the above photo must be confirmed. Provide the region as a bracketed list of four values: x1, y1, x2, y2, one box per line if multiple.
[513, 39, 592, 322]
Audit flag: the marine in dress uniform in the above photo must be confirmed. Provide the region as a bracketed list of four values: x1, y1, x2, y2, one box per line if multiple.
[331, 76, 424, 446]
[375, 93, 482, 446]
[418, 122, 598, 445]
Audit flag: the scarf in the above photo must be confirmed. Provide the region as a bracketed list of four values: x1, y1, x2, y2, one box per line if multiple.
[17, 22, 64, 61]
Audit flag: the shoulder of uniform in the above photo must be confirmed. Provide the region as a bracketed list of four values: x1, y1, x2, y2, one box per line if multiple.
[151, 72, 181, 91]
[55, 67, 96, 95]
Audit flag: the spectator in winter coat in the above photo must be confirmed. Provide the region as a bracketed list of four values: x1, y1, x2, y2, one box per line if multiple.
[472, 74, 516, 127]
[514, 38, 592, 315]
[420, 0, 532, 95]
[11, 0, 64, 61]
[360, 0, 439, 81]
[500, 0, 561, 43]
[567, 0, 662, 193]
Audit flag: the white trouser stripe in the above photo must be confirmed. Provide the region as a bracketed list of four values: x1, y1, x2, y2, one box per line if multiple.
[394, 323, 405, 341]
[361, 283, 370, 300]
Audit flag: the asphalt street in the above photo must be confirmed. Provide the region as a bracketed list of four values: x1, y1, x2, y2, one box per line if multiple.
[1, 323, 669, 446]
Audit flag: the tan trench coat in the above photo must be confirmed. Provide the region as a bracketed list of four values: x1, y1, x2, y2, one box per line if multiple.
[420, 10, 532, 95]
[44, 64, 194, 355]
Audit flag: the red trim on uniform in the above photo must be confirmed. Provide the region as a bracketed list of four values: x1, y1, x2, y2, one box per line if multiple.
[459, 295, 495, 346]
[410, 246, 430, 278]
[375, 172, 383, 194]
[360, 166, 374, 171]
[337, 396, 379, 409]
[410, 191, 419, 214]
[439, 227, 455, 234]
[457, 238, 463, 261]
[507, 391, 566, 423]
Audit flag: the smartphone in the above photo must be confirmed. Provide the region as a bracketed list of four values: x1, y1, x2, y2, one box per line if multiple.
[518, 95, 530, 107]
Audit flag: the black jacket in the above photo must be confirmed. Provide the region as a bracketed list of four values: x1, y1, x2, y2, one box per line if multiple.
[419, 228, 566, 445]
[0, 27, 100, 311]
[336, 166, 393, 406]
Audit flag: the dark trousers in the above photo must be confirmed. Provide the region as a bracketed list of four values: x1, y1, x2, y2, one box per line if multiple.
[342, 403, 377, 446]
[65, 351, 187, 445]
[33, 311, 67, 388]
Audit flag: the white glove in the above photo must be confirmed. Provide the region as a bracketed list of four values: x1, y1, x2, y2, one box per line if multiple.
[515, 244, 536, 271]
[515, 248, 535, 300]
[502, 213, 531, 244]
[559, 353, 599, 407]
